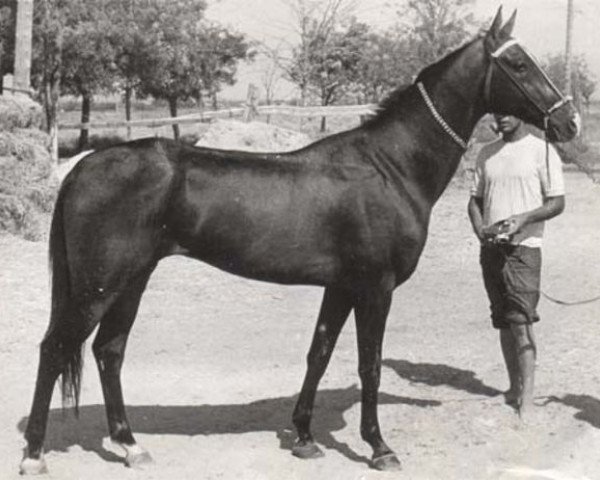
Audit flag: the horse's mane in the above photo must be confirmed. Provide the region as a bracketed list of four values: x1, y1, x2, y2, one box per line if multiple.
[415, 36, 482, 83]
[365, 36, 483, 124]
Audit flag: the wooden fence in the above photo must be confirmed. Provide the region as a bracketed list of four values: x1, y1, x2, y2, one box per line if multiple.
[58, 103, 379, 131]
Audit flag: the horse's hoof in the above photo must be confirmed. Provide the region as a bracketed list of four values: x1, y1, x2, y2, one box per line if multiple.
[372, 452, 402, 471]
[19, 456, 48, 475]
[292, 440, 325, 459]
[125, 450, 154, 469]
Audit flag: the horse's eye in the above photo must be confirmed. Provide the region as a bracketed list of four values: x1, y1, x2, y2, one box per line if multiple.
[516, 63, 527, 73]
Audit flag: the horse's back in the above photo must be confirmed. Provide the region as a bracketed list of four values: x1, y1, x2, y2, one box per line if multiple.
[55, 136, 427, 289]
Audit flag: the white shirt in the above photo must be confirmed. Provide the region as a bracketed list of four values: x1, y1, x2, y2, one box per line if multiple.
[471, 134, 565, 248]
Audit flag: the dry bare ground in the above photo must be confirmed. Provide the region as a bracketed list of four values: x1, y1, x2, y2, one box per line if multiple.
[1, 171, 599, 480]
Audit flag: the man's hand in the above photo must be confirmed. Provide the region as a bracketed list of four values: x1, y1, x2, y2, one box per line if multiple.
[499, 213, 528, 237]
[480, 215, 527, 244]
[480, 224, 500, 241]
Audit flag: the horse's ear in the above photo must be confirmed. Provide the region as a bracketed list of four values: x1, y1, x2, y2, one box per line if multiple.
[485, 6, 504, 50]
[500, 9, 517, 37]
[489, 7, 503, 37]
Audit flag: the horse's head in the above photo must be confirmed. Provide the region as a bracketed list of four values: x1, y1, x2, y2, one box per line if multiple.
[483, 8, 580, 142]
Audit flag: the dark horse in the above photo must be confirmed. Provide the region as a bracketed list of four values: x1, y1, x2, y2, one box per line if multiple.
[20, 9, 579, 474]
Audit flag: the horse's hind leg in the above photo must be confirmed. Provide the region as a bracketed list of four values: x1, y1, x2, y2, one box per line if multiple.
[92, 270, 155, 468]
[21, 297, 116, 475]
[354, 289, 401, 471]
[292, 287, 353, 459]
[20, 330, 66, 474]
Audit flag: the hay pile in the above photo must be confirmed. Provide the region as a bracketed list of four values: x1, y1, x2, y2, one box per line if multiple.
[195, 119, 312, 152]
[0, 95, 56, 241]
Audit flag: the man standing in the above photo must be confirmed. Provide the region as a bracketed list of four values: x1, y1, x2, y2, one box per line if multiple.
[468, 114, 565, 423]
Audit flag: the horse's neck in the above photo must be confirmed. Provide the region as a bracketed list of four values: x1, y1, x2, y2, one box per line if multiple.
[425, 72, 487, 148]
[370, 48, 487, 201]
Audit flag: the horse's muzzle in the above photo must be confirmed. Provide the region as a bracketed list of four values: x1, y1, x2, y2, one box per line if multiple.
[546, 102, 580, 143]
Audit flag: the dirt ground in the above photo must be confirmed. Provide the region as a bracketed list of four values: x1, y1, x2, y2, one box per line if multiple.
[1, 171, 599, 480]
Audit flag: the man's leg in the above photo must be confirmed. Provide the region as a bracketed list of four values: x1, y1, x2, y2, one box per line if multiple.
[480, 245, 518, 402]
[499, 328, 520, 405]
[509, 321, 537, 421]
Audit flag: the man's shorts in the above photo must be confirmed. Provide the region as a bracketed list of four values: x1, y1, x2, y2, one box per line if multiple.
[479, 243, 541, 329]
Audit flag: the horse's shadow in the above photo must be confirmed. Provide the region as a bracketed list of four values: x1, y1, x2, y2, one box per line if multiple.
[544, 394, 600, 429]
[382, 358, 502, 398]
[17, 384, 440, 467]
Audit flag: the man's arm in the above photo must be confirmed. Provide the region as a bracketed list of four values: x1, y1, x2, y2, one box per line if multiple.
[500, 195, 565, 237]
[468, 195, 485, 242]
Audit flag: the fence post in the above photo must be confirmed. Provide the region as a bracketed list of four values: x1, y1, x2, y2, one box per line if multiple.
[243, 83, 259, 122]
[14, 0, 33, 96]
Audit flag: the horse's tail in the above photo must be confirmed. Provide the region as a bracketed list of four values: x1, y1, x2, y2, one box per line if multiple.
[45, 186, 84, 413]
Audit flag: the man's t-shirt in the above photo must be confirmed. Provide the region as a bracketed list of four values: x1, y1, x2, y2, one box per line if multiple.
[471, 134, 565, 248]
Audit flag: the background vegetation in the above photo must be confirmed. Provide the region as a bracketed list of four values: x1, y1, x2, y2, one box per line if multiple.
[0, 0, 594, 152]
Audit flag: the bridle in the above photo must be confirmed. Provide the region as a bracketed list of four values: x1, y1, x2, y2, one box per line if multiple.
[417, 37, 573, 186]
[483, 38, 572, 125]
[483, 38, 573, 187]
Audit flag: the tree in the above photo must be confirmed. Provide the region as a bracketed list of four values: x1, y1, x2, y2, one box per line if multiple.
[196, 24, 254, 111]
[400, 0, 480, 70]
[543, 53, 596, 112]
[259, 44, 285, 110]
[127, 0, 206, 140]
[352, 26, 415, 104]
[135, 1, 252, 140]
[304, 19, 368, 131]
[0, 0, 16, 86]
[33, 1, 118, 151]
[104, 0, 158, 140]
[31, 0, 85, 162]
[60, 12, 117, 150]
[282, 0, 357, 107]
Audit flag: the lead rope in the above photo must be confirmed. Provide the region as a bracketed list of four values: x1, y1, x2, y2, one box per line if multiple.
[542, 291, 600, 306]
[543, 116, 551, 190]
[541, 117, 600, 306]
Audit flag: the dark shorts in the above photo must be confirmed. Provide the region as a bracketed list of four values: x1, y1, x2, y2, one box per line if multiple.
[479, 243, 541, 329]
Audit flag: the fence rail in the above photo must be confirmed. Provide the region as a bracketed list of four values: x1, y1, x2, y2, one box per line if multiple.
[58, 104, 379, 131]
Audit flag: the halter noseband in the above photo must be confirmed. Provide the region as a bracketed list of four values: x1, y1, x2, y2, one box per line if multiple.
[484, 38, 572, 118]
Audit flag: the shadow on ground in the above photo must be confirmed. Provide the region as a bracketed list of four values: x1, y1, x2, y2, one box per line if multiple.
[17, 384, 440, 467]
[544, 394, 600, 429]
[382, 358, 502, 397]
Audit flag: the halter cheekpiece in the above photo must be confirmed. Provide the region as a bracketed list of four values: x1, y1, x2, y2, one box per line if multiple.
[417, 37, 571, 152]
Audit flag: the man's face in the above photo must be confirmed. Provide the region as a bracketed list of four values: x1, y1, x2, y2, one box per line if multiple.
[494, 115, 522, 135]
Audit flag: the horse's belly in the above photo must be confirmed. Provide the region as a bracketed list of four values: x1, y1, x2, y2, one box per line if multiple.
[175, 210, 339, 285]
[185, 241, 340, 285]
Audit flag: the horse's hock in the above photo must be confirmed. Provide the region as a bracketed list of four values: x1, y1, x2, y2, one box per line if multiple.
[0, 95, 56, 241]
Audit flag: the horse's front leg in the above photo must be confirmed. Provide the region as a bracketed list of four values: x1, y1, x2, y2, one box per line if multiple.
[354, 288, 401, 471]
[292, 287, 353, 459]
